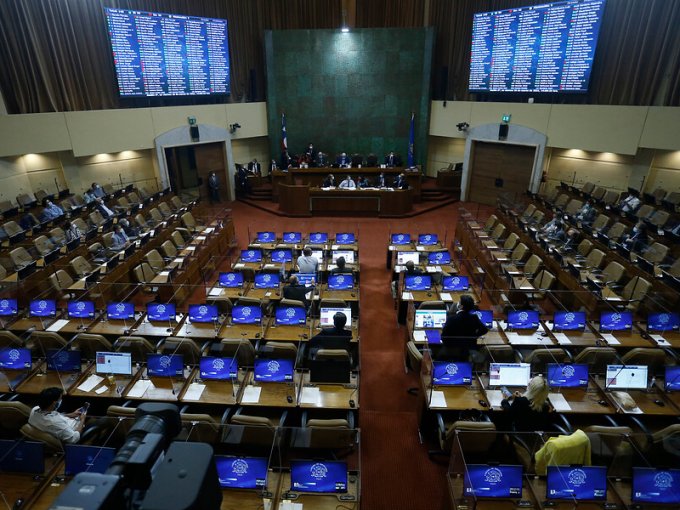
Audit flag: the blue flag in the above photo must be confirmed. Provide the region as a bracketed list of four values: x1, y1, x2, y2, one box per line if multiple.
[407, 112, 415, 167]
[281, 112, 288, 152]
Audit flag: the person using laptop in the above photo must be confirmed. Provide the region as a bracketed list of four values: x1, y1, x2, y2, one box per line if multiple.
[40, 199, 64, 222]
[94, 197, 115, 218]
[403, 260, 423, 276]
[28, 387, 87, 444]
[110, 224, 130, 251]
[330, 256, 351, 274]
[322, 173, 336, 187]
[297, 247, 319, 274]
[500, 375, 552, 432]
[283, 275, 312, 310]
[438, 295, 488, 361]
[575, 199, 597, 224]
[540, 213, 559, 235]
[621, 220, 648, 252]
[308, 312, 352, 359]
[64, 220, 82, 244]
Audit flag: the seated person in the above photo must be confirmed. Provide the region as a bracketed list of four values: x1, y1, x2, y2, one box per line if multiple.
[304, 143, 316, 163]
[315, 151, 328, 167]
[366, 153, 378, 167]
[339, 175, 356, 189]
[19, 213, 37, 231]
[357, 175, 370, 188]
[384, 151, 400, 167]
[336, 152, 350, 167]
[621, 221, 648, 252]
[393, 173, 408, 190]
[283, 274, 313, 310]
[83, 190, 97, 204]
[28, 387, 87, 444]
[40, 200, 64, 222]
[539, 213, 559, 235]
[308, 312, 352, 359]
[91, 182, 106, 198]
[94, 197, 115, 218]
[118, 218, 139, 240]
[110, 225, 130, 251]
[403, 260, 423, 276]
[500, 375, 553, 432]
[438, 295, 488, 361]
[322, 173, 336, 187]
[248, 159, 262, 175]
[280, 150, 292, 170]
[546, 220, 567, 243]
[64, 220, 82, 244]
[618, 192, 641, 213]
[330, 256, 351, 274]
[575, 199, 597, 224]
[376, 172, 387, 188]
[556, 228, 579, 252]
[297, 247, 319, 274]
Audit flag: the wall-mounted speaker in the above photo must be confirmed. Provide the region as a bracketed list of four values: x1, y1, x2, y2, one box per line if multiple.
[190, 125, 200, 142]
[499, 124, 509, 141]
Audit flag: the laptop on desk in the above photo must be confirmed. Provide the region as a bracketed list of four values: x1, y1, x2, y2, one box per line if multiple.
[146, 303, 176, 322]
[331, 250, 355, 264]
[66, 237, 80, 252]
[231, 305, 262, 325]
[404, 275, 431, 291]
[0, 440, 45, 474]
[188, 304, 219, 323]
[29, 299, 57, 318]
[283, 232, 302, 243]
[489, 363, 531, 387]
[146, 354, 184, 377]
[507, 310, 540, 330]
[432, 361, 472, 386]
[418, 234, 438, 246]
[605, 364, 648, 390]
[0, 347, 32, 370]
[9, 231, 25, 245]
[327, 273, 353, 290]
[414, 309, 447, 329]
[254, 272, 280, 289]
[463, 465, 523, 498]
[335, 233, 355, 245]
[67, 301, 96, 320]
[599, 311, 632, 332]
[254, 358, 294, 382]
[219, 272, 244, 288]
[46, 349, 82, 372]
[309, 232, 328, 244]
[275, 305, 306, 326]
[289, 460, 348, 495]
[271, 249, 292, 263]
[0, 298, 18, 318]
[547, 363, 589, 388]
[665, 366, 680, 392]
[106, 302, 135, 321]
[95, 351, 132, 376]
[43, 249, 60, 265]
[428, 251, 451, 265]
[309, 358, 351, 384]
[442, 275, 469, 291]
[632, 468, 680, 504]
[552, 311, 586, 331]
[215, 456, 269, 491]
[18, 261, 37, 280]
[64, 444, 115, 476]
[240, 249, 262, 263]
[647, 312, 679, 333]
[546, 466, 607, 501]
[472, 310, 494, 330]
[199, 357, 238, 380]
[391, 233, 411, 245]
[396, 251, 419, 266]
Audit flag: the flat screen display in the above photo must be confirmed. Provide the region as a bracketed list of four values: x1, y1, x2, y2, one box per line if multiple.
[489, 363, 531, 387]
[240, 249, 262, 262]
[96, 351, 132, 376]
[146, 303, 175, 321]
[414, 309, 447, 329]
[396, 251, 420, 265]
[666, 366, 680, 391]
[632, 468, 680, 504]
[219, 272, 243, 288]
[428, 251, 451, 265]
[271, 249, 292, 263]
[319, 307, 352, 327]
[554, 311, 586, 331]
[442, 275, 469, 291]
[309, 232, 328, 243]
[335, 233, 355, 245]
[46, 349, 81, 372]
[605, 364, 647, 390]
[290, 460, 348, 493]
[310, 249, 324, 261]
[215, 456, 268, 489]
[469, 0, 606, 93]
[327, 274, 353, 290]
[256, 232, 275, 243]
[433, 361, 472, 385]
[0, 348, 31, 370]
[405, 275, 431, 291]
[464, 465, 523, 498]
[0, 298, 18, 317]
[283, 232, 301, 243]
[647, 312, 680, 332]
[254, 358, 294, 382]
[331, 250, 355, 264]
[599, 311, 632, 331]
[418, 234, 438, 245]
[104, 8, 230, 97]
[546, 466, 607, 500]
[188, 304, 218, 323]
[508, 310, 540, 330]
[391, 233, 411, 245]
[67, 301, 95, 319]
[232, 305, 261, 324]
[107, 302, 135, 320]
[64, 445, 116, 475]
[29, 299, 56, 318]
[146, 354, 183, 377]
[199, 357, 237, 380]
[547, 364, 589, 388]
[275, 306, 306, 325]
[0, 440, 44, 474]
[472, 310, 494, 329]
[254, 272, 280, 289]
[296, 273, 317, 286]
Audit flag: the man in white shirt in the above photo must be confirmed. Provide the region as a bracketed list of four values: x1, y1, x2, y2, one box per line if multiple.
[28, 387, 86, 444]
[297, 247, 319, 274]
[339, 175, 356, 189]
[618, 193, 641, 213]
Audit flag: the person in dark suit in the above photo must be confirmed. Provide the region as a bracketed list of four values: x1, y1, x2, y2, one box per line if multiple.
[621, 221, 649, 252]
[207, 171, 220, 203]
[269, 159, 278, 173]
[500, 375, 553, 432]
[393, 173, 408, 190]
[385, 151, 402, 167]
[336, 152, 350, 167]
[280, 150, 292, 170]
[308, 312, 352, 358]
[330, 256, 351, 274]
[366, 153, 378, 167]
[403, 260, 423, 275]
[376, 172, 387, 188]
[438, 295, 488, 361]
[282, 275, 312, 310]
[248, 159, 261, 175]
[322, 173, 336, 187]
[94, 198, 114, 218]
[315, 152, 327, 167]
[305, 143, 316, 164]
[357, 175, 370, 188]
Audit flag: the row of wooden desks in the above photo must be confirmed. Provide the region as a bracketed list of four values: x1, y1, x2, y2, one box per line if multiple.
[207, 282, 360, 306]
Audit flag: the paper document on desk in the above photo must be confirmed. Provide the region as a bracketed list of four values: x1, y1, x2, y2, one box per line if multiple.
[95, 385, 108, 395]
[416, 246, 425, 251]
[553, 333, 572, 345]
[185, 246, 196, 251]
[77, 374, 104, 393]
[47, 319, 70, 332]
[426, 266, 442, 273]
[413, 330, 427, 343]
[204, 227, 215, 234]
[549, 393, 572, 412]
[504, 332, 541, 345]
[208, 287, 222, 297]
[264, 264, 277, 269]
[600, 334, 621, 345]
[183, 383, 206, 401]
[279, 503, 302, 510]
[485, 390, 505, 408]
[300, 386, 321, 405]
[651, 335, 670, 346]
[233, 263, 245, 269]
[241, 386, 261, 404]
[401, 292, 413, 300]
[127, 380, 152, 398]
[428, 390, 447, 408]
[439, 292, 453, 302]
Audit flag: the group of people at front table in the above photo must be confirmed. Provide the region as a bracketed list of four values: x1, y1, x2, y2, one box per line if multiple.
[278, 143, 404, 170]
[321, 172, 409, 190]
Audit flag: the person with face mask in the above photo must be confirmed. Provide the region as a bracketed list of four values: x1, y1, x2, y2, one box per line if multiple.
[438, 294, 488, 361]
[28, 387, 87, 443]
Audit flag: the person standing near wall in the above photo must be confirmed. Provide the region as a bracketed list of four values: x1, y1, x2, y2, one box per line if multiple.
[208, 171, 220, 204]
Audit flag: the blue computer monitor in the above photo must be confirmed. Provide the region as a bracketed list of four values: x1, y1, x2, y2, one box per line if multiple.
[391, 233, 411, 245]
[547, 364, 589, 388]
[547, 466, 607, 501]
[665, 366, 680, 391]
[67, 301, 95, 319]
[256, 231, 275, 243]
[0, 348, 31, 370]
[275, 305, 306, 325]
[328, 274, 353, 290]
[0, 440, 45, 474]
[219, 272, 243, 288]
[423, 330, 441, 344]
[271, 249, 292, 263]
[240, 249, 262, 262]
[442, 275, 469, 291]
[199, 357, 238, 380]
[146, 303, 176, 321]
[232, 305, 261, 324]
[464, 465, 523, 498]
[29, 299, 56, 318]
[432, 361, 472, 385]
[647, 312, 680, 332]
[418, 233, 438, 245]
[282, 232, 302, 243]
[508, 310, 540, 330]
[296, 273, 317, 286]
[107, 302, 135, 320]
[632, 468, 680, 504]
[64, 445, 116, 475]
[405, 275, 432, 291]
[46, 349, 81, 371]
[335, 233, 355, 245]
[254, 272, 280, 289]
[215, 456, 268, 489]
[428, 251, 451, 265]
[254, 358, 294, 382]
[188, 304, 218, 323]
[600, 311, 632, 331]
[146, 354, 183, 377]
[554, 311, 586, 331]
[472, 310, 494, 329]
[0, 298, 18, 317]
[290, 460, 348, 493]
[309, 232, 328, 243]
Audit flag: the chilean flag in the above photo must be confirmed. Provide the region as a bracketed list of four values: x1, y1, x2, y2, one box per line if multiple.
[281, 112, 288, 152]
[407, 112, 415, 167]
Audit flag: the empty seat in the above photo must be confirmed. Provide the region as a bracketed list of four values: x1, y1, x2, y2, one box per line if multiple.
[554, 194, 569, 209]
[70, 256, 95, 277]
[618, 276, 652, 310]
[159, 337, 202, 365]
[591, 214, 610, 232]
[149, 208, 163, 223]
[581, 182, 595, 196]
[575, 239, 593, 258]
[145, 250, 165, 274]
[160, 240, 178, 259]
[620, 348, 667, 376]
[647, 210, 669, 228]
[49, 269, 75, 297]
[605, 222, 627, 242]
[33, 235, 55, 256]
[564, 199, 582, 215]
[642, 243, 669, 264]
[72, 217, 90, 233]
[134, 263, 156, 286]
[591, 187, 606, 201]
[213, 338, 256, 367]
[602, 190, 620, 205]
[170, 230, 186, 248]
[521, 254, 542, 278]
[489, 223, 506, 241]
[49, 227, 66, 246]
[583, 249, 606, 270]
[573, 347, 618, 374]
[134, 214, 149, 232]
[635, 204, 655, 221]
[16, 193, 37, 208]
[600, 262, 626, 286]
[114, 336, 155, 363]
[3, 221, 24, 237]
[158, 202, 173, 218]
[70, 333, 112, 360]
[482, 215, 498, 232]
[181, 212, 205, 232]
[10, 247, 33, 269]
[26, 331, 68, 353]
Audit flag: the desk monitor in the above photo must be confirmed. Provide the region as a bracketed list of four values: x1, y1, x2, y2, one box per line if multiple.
[46, 349, 81, 372]
[0, 298, 18, 317]
[396, 251, 420, 265]
[290, 460, 348, 493]
[67, 300, 95, 319]
[146, 303, 176, 322]
[283, 232, 302, 243]
[647, 312, 680, 332]
[423, 329, 442, 344]
[414, 309, 447, 329]
[489, 363, 531, 387]
[188, 304, 218, 323]
[665, 366, 680, 392]
[332, 250, 355, 264]
[391, 233, 411, 245]
[632, 468, 680, 504]
[29, 299, 56, 318]
[546, 466, 607, 501]
[428, 251, 451, 265]
[66, 237, 81, 252]
[0, 348, 31, 370]
[146, 354, 184, 377]
[507, 310, 539, 330]
[553, 311, 586, 331]
[95, 351, 132, 376]
[254, 272, 280, 289]
[271, 249, 292, 263]
[0, 440, 45, 474]
[405, 275, 432, 291]
[335, 233, 355, 245]
[442, 275, 469, 291]
[199, 357, 237, 380]
[309, 232, 328, 243]
[296, 273, 317, 286]
[240, 249, 262, 263]
[123, 243, 136, 259]
[327, 273, 353, 290]
[107, 302, 135, 320]
[433, 361, 472, 386]
[64, 444, 116, 475]
[43, 249, 60, 265]
[547, 364, 589, 388]
[254, 358, 294, 382]
[473, 310, 494, 329]
[256, 231, 275, 243]
[219, 272, 243, 288]
[215, 455, 268, 489]
[463, 464, 523, 498]
[605, 364, 648, 390]
[599, 311, 632, 332]
[231, 305, 261, 324]
[319, 307, 352, 327]
[418, 233, 438, 245]
[18, 261, 37, 280]
[275, 305, 306, 325]
[309, 358, 351, 384]
[310, 249, 324, 261]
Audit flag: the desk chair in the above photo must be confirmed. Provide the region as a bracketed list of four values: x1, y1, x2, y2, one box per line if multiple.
[158, 202, 173, 218]
[70, 195, 86, 210]
[482, 214, 498, 233]
[212, 338, 256, 367]
[170, 230, 188, 249]
[405, 341, 423, 373]
[299, 410, 357, 453]
[113, 336, 156, 363]
[70, 334, 112, 360]
[16, 193, 37, 209]
[180, 212, 205, 233]
[70, 256, 95, 278]
[527, 270, 556, 302]
[620, 348, 667, 376]
[574, 239, 593, 259]
[259, 341, 298, 359]
[145, 249, 165, 274]
[641, 242, 669, 265]
[591, 214, 610, 232]
[149, 208, 164, 224]
[102, 184, 115, 195]
[528, 210, 545, 226]
[488, 223, 507, 242]
[498, 232, 519, 252]
[315, 348, 351, 364]
[501, 243, 529, 269]
[160, 240, 178, 260]
[133, 263, 157, 293]
[0, 331, 23, 348]
[480, 345, 515, 365]
[521, 254, 542, 278]
[158, 337, 202, 365]
[0, 264, 6, 283]
[628, 420, 680, 469]
[517, 348, 572, 374]
[431, 415, 497, 461]
[0, 401, 32, 439]
[49, 269, 76, 300]
[602, 190, 620, 206]
[662, 191, 680, 211]
[564, 199, 582, 216]
[49, 227, 66, 246]
[127, 192, 142, 207]
[635, 204, 655, 222]
[179, 411, 227, 444]
[583, 423, 633, 477]
[134, 213, 150, 233]
[33, 235, 55, 257]
[279, 298, 305, 310]
[590, 187, 606, 203]
[10, 246, 34, 269]
[72, 217, 90, 235]
[594, 261, 625, 287]
[20, 423, 63, 454]
[519, 204, 536, 222]
[647, 209, 670, 229]
[224, 407, 287, 449]
[26, 331, 68, 353]
[89, 210, 106, 227]
[573, 347, 618, 374]
[554, 194, 569, 210]
[3, 220, 24, 238]
[616, 276, 652, 311]
[236, 296, 270, 316]
[541, 188, 559, 204]
[319, 298, 348, 310]
[581, 182, 596, 197]
[604, 222, 627, 244]
[581, 248, 606, 271]
[418, 300, 445, 310]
